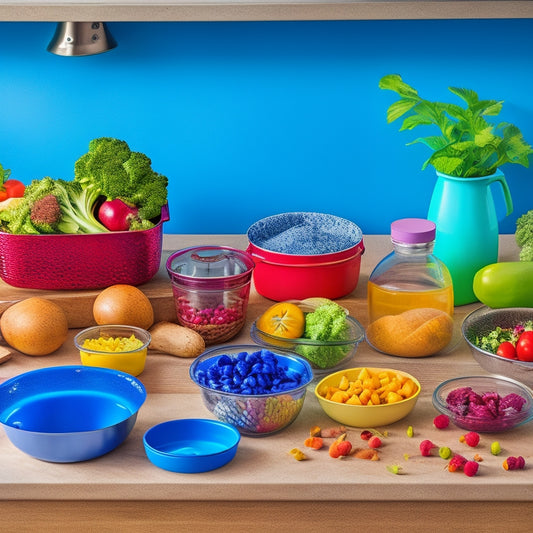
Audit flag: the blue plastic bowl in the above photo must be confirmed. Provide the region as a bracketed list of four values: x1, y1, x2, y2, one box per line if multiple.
[143, 418, 241, 473]
[0, 365, 146, 463]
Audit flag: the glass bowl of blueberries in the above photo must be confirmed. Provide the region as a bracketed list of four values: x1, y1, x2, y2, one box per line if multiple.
[189, 344, 313, 436]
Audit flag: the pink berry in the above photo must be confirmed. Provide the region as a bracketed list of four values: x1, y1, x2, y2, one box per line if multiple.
[464, 460, 479, 477]
[462, 432, 480, 447]
[448, 454, 468, 472]
[433, 414, 450, 429]
[368, 436, 382, 449]
[419, 439, 437, 457]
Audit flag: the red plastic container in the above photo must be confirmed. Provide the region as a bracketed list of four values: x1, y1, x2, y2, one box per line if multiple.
[246, 212, 364, 301]
[0, 204, 169, 290]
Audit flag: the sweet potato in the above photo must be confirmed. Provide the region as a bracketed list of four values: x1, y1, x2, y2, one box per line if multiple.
[148, 321, 205, 358]
[366, 308, 453, 357]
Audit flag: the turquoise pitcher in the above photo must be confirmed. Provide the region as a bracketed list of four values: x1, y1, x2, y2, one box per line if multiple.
[427, 170, 513, 306]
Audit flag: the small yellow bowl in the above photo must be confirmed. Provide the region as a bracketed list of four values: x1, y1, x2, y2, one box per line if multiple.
[74, 325, 151, 377]
[314, 367, 421, 427]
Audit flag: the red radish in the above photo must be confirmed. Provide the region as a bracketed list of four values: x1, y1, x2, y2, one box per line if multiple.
[98, 199, 139, 231]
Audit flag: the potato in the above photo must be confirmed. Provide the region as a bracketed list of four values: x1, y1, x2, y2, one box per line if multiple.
[149, 321, 205, 358]
[366, 308, 454, 357]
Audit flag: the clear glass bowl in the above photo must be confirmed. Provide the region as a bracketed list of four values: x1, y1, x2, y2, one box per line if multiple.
[189, 344, 313, 437]
[462, 305, 533, 388]
[432, 375, 533, 432]
[250, 303, 365, 376]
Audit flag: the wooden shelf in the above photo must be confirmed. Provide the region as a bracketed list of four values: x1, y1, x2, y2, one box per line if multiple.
[0, 1, 532, 22]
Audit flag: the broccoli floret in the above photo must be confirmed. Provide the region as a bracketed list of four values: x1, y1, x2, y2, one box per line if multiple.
[74, 137, 168, 226]
[516, 209, 533, 261]
[0, 177, 107, 235]
[296, 302, 351, 369]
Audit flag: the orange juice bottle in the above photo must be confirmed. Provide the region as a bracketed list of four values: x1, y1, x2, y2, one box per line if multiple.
[367, 218, 454, 357]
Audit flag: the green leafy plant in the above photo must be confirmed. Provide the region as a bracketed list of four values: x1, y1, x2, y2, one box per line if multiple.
[379, 73, 533, 177]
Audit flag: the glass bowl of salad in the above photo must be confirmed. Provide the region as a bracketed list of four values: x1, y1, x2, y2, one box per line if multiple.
[433, 375, 533, 432]
[462, 306, 533, 388]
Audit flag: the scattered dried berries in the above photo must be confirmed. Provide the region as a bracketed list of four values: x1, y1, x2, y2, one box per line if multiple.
[460, 431, 480, 447]
[433, 414, 450, 429]
[367, 436, 382, 449]
[304, 437, 324, 450]
[419, 439, 437, 457]
[387, 464, 402, 474]
[503, 456, 526, 470]
[353, 448, 379, 461]
[490, 441, 502, 456]
[360, 430, 373, 441]
[463, 460, 479, 477]
[289, 448, 307, 461]
[329, 434, 353, 458]
[438, 446, 452, 460]
[319, 426, 346, 438]
[447, 454, 468, 472]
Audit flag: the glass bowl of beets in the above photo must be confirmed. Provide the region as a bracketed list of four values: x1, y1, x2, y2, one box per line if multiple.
[189, 345, 313, 437]
[432, 375, 533, 432]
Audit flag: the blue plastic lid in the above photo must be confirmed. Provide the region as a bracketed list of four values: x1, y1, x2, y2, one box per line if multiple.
[391, 218, 436, 244]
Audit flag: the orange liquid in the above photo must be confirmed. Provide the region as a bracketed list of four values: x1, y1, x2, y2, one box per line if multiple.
[367, 281, 454, 323]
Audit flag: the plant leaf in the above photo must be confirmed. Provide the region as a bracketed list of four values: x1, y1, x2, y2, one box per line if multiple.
[379, 74, 419, 98]
[386, 99, 417, 123]
[473, 99, 503, 117]
[474, 127, 498, 147]
[428, 155, 465, 175]
[408, 135, 448, 151]
[448, 87, 479, 107]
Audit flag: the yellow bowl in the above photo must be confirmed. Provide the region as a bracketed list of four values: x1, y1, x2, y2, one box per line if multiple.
[314, 367, 421, 427]
[74, 325, 151, 377]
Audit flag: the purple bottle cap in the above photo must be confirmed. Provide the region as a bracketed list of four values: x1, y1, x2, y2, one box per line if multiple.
[391, 218, 436, 244]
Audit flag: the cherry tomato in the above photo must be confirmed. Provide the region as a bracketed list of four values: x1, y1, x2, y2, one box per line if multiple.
[516, 331, 533, 362]
[496, 341, 516, 360]
[0, 179, 25, 201]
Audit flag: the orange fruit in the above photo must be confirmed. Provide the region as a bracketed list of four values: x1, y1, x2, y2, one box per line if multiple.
[93, 284, 154, 330]
[257, 302, 305, 339]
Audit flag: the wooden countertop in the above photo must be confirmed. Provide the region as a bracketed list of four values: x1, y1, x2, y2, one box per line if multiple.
[1, 234, 532, 531]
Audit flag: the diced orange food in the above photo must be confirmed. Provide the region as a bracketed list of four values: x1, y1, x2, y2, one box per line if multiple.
[318, 368, 418, 406]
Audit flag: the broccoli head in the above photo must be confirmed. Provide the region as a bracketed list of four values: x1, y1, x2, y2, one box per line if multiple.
[74, 137, 168, 224]
[296, 302, 351, 369]
[515, 209, 533, 261]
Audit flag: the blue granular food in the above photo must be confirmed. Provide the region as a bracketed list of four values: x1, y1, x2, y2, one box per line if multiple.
[195, 349, 305, 395]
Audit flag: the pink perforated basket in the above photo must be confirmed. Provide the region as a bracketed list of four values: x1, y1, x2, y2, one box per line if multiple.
[0, 204, 169, 290]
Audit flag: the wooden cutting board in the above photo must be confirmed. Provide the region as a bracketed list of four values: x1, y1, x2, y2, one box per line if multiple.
[0, 253, 177, 329]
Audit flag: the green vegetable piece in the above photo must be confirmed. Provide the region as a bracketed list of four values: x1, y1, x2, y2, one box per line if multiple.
[0, 176, 106, 235]
[439, 446, 452, 460]
[74, 137, 168, 225]
[386, 465, 402, 475]
[473, 262, 533, 309]
[516, 209, 533, 261]
[491, 441, 502, 456]
[297, 302, 350, 368]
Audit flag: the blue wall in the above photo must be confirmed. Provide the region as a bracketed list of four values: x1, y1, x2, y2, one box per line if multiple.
[1, 20, 532, 235]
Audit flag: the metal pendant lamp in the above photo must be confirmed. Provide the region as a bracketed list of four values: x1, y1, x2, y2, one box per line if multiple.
[47, 22, 117, 57]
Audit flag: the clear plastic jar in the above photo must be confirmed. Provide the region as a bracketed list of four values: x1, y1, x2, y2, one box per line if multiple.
[166, 246, 255, 345]
[366, 218, 454, 357]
